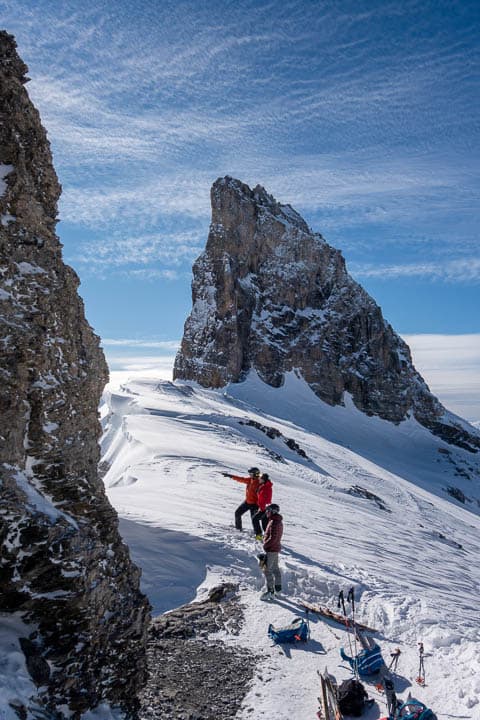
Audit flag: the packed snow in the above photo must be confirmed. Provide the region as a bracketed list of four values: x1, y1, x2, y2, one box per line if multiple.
[101, 370, 480, 720]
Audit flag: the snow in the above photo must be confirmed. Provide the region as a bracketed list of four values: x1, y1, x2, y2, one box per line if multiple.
[81, 705, 125, 720]
[0, 614, 38, 720]
[100, 370, 480, 720]
[11, 465, 78, 529]
[16, 262, 46, 275]
[0, 164, 13, 197]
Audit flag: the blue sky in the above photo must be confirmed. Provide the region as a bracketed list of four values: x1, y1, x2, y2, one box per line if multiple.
[2, 0, 479, 417]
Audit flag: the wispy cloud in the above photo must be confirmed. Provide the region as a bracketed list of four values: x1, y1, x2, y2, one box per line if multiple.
[350, 258, 480, 283]
[66, 228, 203, 277]
[102, 338, 180, 350]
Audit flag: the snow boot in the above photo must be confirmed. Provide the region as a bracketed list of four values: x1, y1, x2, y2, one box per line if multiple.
[260, 591, 275, 602]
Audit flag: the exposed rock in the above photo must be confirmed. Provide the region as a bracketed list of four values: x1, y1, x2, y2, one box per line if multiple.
[0, 31, 150, 717]
[446, 486, 468, 504]
[347, 485, 390, 512]
[139, 584, 257, 720]
[174, 177, 480, 453]
[238, 418, 310, 459]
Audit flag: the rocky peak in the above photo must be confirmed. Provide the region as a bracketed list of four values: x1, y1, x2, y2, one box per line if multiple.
[174, 176, 480, 453]
[0, 32, 150, 718]
[211, 176, 311, 235]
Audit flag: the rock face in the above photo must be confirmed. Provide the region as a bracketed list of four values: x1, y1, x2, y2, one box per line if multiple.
[174, 177, 479, 452]
[0, 32, 150, 718]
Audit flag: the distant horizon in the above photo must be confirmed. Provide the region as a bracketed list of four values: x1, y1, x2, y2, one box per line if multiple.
[102, 332, 480, 424]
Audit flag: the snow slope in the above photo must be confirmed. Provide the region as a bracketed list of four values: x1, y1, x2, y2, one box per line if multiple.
[101, 372, 480, 720]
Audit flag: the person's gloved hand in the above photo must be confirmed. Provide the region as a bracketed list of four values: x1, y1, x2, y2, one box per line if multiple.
[220, 472, 231, 477]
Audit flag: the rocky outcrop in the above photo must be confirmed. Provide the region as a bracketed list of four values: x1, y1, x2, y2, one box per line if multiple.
[0, 32, 150, 718]
[139, 584, 257, 720]
[174, 177, 480, 452]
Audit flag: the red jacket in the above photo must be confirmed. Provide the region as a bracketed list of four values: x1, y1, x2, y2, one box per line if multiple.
[231, 475, 260, 505]
[263, 513, 283, 552]
[257, 479, 273, 511]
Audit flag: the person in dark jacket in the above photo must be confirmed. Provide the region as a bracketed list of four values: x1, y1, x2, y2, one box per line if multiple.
[260, 503, 283, 601]
[252, 473, 273, 540]
[222, 466, 260, 531]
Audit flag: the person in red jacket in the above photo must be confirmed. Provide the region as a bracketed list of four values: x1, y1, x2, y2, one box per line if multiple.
[252, 473, 273, 540]
[222, 466, 260, 531]
[260, 503, 283, 601]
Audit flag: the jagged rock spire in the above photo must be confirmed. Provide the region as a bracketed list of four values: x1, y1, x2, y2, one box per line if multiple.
[0, 31, 150, 717]
[174, 176, 479, 452]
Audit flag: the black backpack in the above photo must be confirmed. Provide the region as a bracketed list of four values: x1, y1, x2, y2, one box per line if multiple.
[338, 678, 368, 716]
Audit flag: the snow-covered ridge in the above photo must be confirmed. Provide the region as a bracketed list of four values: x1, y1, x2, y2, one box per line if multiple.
[101, 371, 480, 720]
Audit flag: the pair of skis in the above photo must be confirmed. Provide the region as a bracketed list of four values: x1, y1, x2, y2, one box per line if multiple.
[317, 668, 341, 720]
[299, 599, 377, 633]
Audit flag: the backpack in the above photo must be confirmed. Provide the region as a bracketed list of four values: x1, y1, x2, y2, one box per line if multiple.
[340, 643, 384, 675]
[268, 617, 309, 643]
[395, 697, 437, 720]
[337, 678, 368, 716]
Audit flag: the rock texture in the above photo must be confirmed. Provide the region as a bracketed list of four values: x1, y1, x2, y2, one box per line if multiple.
[0, 32, 150, 718]
[139, 584, 257, 720]
[174, 177, 480, 452]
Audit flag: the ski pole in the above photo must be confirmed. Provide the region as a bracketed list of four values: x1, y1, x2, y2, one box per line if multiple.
[338, 590, 356, 673]
[417, 642, 425, 686]
[388, 648, 401, 672]
[347, 587, 359, 667]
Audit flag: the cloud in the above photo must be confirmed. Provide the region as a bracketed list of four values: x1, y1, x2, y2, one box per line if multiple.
[350, 258, 480, 283]
[3, 0, 478, 301]
[102, 338, 178, 386]
[66, 227, 203, 277]
[106, 359, 175, 389]
[403, 334, 480, 422]
[102, 338, 180, 350]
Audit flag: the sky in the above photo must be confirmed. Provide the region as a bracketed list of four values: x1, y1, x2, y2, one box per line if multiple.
[2, 0, 479, 417]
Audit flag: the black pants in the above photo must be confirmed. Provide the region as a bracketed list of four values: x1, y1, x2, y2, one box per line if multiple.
[252, 509, 269, 536]
[235, 501, 258, 530]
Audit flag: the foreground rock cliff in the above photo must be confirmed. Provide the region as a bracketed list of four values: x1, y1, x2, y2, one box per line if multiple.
[174, 176, 479, 453]
[0, 32, 150, 718]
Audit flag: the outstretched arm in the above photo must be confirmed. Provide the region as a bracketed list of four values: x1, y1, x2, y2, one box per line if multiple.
[230, 475, 249, 484]
[220, 472, 249, 484]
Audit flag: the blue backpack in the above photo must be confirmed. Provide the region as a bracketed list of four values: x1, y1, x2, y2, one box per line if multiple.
[268, 617, 309, 643]
[393, 697, 437, 720]
[340, 644, 384, 675]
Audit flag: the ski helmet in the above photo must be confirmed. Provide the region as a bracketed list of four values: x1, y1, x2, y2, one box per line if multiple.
[265, 503, 280, 514]
[248, 466, 260, 476]
[261, 473, 270, 481]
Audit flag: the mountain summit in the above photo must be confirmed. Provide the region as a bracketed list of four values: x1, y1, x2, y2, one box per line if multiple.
[174, 176, 479, 452]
